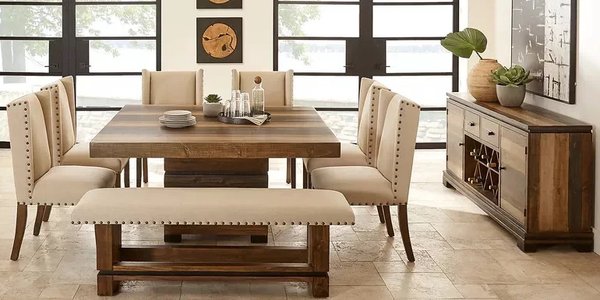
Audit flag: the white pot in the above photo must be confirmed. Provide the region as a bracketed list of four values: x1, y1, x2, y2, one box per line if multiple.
[496, 85, 526, 107]
[202, 101, 223, 117]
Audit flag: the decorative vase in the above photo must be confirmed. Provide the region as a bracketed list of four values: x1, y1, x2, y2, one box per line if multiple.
[202, 101, 223, 117]
[496, 85, 526, 107]
[467, 59, 502, 102]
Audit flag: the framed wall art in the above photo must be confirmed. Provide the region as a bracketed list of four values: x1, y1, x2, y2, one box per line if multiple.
[197, 17, 243, 63]
[511, 0, 577, 104]
[197, 0, 242, 9]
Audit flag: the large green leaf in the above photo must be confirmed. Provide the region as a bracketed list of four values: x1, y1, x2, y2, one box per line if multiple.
[441, 28, 488, 59]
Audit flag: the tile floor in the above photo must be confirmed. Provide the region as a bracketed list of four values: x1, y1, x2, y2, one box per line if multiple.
[0, 149, 599, 299]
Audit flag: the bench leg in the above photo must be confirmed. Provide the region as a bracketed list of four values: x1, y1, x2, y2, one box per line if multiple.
[308, 225, 329, 298]
[95, 224, 122, 295]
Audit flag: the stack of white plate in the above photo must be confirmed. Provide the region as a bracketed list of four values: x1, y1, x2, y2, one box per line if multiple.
[159, 110, 197, 128]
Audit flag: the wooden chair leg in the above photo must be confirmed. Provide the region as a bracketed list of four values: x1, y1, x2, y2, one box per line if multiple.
[398, 204, 415, 262]
[290, 158, 297, 189]
[43, 205, 52, 222]
[33, 205, 45, 236]
[136, 158, 142, 187]
[123, 160, 130, 188]
[11, 204, 27, 261]
[115, 172, 121, 188]
[286, 158, 292, 184]
[142, 158, 148, 184]
[376, 206, 385, 223]
[303, 164, 308, 189]
[383, 206, 395, 237]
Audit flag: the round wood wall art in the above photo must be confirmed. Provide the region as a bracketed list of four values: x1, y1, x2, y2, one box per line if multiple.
[197, 0, 242, 9]
[202, 23, 237, 59]
[197, 18, 243, 63]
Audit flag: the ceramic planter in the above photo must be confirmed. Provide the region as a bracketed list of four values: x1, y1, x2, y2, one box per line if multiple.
[496, 85, 526, 107]
[203, 101, 223, 117]
[467, 59, 502, 102]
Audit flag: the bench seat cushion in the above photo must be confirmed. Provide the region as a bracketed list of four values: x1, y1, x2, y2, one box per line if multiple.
[72, 188, 355, 225]
[303, 143, 368, 173]
[62, 143, 128, 173]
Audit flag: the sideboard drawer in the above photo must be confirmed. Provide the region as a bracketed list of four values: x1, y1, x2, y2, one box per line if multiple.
[480, 118, 500, 147]
[464, 111, 480, 137]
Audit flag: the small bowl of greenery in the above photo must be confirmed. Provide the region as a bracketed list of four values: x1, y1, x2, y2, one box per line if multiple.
[491, 65, 534, 107]
[203, 94, 223, 117]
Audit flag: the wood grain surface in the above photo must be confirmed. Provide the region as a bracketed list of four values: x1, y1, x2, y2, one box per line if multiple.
[90, 105, 340, 159]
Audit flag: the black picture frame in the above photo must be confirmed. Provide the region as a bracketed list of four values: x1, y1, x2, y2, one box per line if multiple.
[196, 18, 243, 63]
[197, 0, 242, 9]
[511, 0, 577, 104]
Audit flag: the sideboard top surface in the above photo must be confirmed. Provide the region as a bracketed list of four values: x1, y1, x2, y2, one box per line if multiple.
[447, 92, 592, 133]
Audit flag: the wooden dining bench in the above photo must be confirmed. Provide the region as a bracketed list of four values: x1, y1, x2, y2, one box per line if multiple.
[71, 188, 355, 298]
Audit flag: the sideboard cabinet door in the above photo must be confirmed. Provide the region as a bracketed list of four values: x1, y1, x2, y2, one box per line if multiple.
[499, 127, 528, 225]
[447, 103, 464, 179]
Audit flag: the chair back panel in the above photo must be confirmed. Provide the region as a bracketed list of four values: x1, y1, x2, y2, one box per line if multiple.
[376, 94, 421, 204]
[373, 89, 397, 165]
[357, 83, 388, 164]
[357, 77, 375, 126]
[40, 80, 76, 163]
[142, 70, 204, 105]
[59, 76, 76, 136]
[232, 70, 293, 107]
[7, 92, 52, 204]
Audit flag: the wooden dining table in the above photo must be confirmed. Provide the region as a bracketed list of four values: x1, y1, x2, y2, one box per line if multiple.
[90, 104, 340, 242]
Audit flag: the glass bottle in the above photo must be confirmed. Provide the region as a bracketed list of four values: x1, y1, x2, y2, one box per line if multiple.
[251, 76, 265, 116]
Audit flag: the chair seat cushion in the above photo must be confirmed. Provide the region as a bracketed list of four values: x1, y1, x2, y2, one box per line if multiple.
[62, 143, 127, 173]
[31, 166, 116, 206]
[311, 166, 393, 205]
[304, 143, 368, 173]
[72, 188, 355, 226]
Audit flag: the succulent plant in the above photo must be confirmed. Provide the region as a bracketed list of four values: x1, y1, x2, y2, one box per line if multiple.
[441, 28, 487, 60]
[491, 65, 534, 87]
[204, 94, 222, 103]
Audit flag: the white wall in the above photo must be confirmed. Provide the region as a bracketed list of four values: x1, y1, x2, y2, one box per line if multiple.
[161, 0, 273, 97]
[469, 0, 600, 254]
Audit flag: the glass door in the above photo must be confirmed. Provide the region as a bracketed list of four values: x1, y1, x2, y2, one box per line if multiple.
[275, 0, 459, 148]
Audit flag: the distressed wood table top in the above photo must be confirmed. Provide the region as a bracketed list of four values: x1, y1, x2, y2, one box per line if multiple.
[90, 105, 340, 159]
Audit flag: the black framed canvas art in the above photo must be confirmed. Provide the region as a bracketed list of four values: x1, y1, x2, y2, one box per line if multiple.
[197, 0, 242, 9]
[511, 0, 577, 104]
[197, 18, 243, 63]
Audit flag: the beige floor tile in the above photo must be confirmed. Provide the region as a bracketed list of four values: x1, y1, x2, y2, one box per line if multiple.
[454, 284, 498, 299]
[392, 231, 454, 252]
[329, 261, 385, 286]
[287, 284, 394, 300]
[333, 240, 402, 262]
[180, 282, 284, 300]
[39, 283, 80, 299]
[373, 250, 443, 273]
[23, 249, 66, 272]
[380, 272, 463, 299]
[488, 283, 600, 300]
[499, 259, 581, 284]
[428, 249, 519, 284]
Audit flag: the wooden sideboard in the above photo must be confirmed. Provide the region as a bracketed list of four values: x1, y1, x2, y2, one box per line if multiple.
[443, 92, 594, 252]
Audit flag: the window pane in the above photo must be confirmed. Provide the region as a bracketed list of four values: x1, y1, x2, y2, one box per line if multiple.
[373, 5, 452, 37]
[0, 40, 51, 72]
[0, 5, 62, 37]
[76, 5, 156, 37]
[418, 111, 446, 143]
[77, 76, 141, 107]
[278, 4, 359, 37]
[77, 111, 118, 142]
[89, 40, 156, 72]
[374, 76, 451, 107]
[294, 76, 358, 108]
[0, 76, 60, 106]
[318, 111, 357, 143]
[0, 111, 7, 142]
[387, 40, 452, 73]
[279, 40, 345, 73]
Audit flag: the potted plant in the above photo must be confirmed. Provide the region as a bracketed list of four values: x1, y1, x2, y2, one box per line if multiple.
[203, 94, 223, 117]
[441, 28, 502, 102]
[491, 65, 533, 107]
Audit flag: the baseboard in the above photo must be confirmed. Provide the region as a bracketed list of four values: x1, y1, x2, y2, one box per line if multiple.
[594, 227, 600, 255]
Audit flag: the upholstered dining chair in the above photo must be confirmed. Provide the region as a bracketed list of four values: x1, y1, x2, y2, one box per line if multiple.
[7, 92, 116, 260]
[310, 92, 421, 262]
[140, 69, 205, 186]
[303, 80, 391, 222]
[231, 69, 296, 186]
[38, 77, 129, 229]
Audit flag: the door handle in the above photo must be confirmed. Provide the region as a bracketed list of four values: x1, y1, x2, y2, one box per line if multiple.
[44, 64, 59, 68]
[487, 131, 496, 136]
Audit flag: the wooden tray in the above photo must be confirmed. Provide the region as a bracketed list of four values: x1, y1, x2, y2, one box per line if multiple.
[216, 112, 271, 125]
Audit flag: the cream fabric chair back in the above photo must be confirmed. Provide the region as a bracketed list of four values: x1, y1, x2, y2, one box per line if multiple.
[357, 82, 389, 166]
[40, 79, 76, 165]
[7, 92, 53, 204]
[376, 93, 421, 205]
[231, 70, 293, 107]
[142, 69, 204, 105]
[357, 77, 375, 127]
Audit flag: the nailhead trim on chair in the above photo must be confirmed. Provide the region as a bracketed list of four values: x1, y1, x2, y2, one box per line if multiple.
[392, 99, 421, 202]
[72, 221, 355, 225]
[7, 102, 35, 203]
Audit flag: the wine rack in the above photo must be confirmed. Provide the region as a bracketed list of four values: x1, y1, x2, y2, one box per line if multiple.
[464, 136, 499, 205]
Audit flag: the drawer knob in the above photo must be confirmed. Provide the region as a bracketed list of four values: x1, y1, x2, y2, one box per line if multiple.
[487, 131, 495, 136]
[469, 122, 476, 127]
[459, 142, 464, 146]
